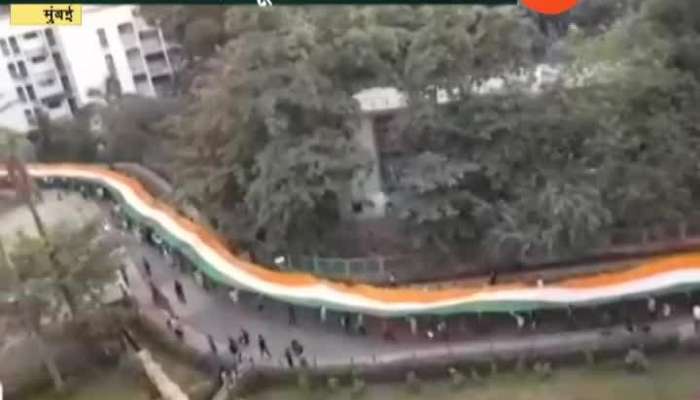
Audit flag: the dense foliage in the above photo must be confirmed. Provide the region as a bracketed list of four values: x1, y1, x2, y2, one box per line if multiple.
[25, 1, 700, 270]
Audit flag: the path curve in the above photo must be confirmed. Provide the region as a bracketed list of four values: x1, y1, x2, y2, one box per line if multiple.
[2, 163, 700, 317]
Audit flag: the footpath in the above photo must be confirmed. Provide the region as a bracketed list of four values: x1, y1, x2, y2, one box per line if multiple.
[3, 190, 700, 386]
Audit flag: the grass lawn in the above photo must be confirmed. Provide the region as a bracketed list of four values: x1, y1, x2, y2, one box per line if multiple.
[252, 355, 700, 400]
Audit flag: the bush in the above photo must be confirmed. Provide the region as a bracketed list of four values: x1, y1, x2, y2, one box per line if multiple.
[583, 349, 596, 366]
[350, 377, 366, 398]
[533, 361, 553, 380]
[448, 367, 466, 389]
[470, 368, 484, 384]
[490, 359, 499, 376]
[296, 368, 311, 392]
[625, 349, 650, 373]
[405, 371, 421, 393]
[327, 376, 341, 392]
[515, 355, 527, 374]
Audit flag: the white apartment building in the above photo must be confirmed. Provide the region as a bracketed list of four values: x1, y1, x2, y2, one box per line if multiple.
[0, 5, 181, 133]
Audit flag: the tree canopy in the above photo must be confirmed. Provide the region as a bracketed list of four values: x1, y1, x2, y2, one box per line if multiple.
[33, 3, 700, 272]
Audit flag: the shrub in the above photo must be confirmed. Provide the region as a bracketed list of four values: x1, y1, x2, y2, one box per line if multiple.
[405, 371, 421, 393]
[625, 349, 650, 373]
[448, 367, 466, 389]
[533, 361, 553, 380]
[515, 355, 527, 374]
[327, 376, 341, 392]
[296, 370, 311, 392]
[470, 368, 484, 384]
[490, 359, 499, 376]
[350, 377, 366, 398]
[583, 349, 596, 367]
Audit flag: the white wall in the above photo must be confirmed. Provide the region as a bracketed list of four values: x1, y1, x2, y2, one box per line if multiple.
[56, 5, 140, 106]
[0, 61, 31, 133]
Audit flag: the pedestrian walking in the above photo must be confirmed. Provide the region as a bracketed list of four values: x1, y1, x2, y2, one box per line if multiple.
[119, 265, 129, 287]
[290, 339, 303, 357]
[382, 325, 396, 342]
[488, 270, 498, 286]
[530, 312, 539, 331]
[389, 273, 397, 287]
[288, 305, 296, 325]
[514, 313, 525, 332]
[166, 314, 175, 331]
[174, 322, 184, 341]
[207, 334, 218, 354]
[437, 320, 448, 341]
[149, 281, 159, 304]
[341, 313, 351, 333]
[142, 257, 152, 277]
[256, 294, 265, 311]
[239, 329, 250, 346]
[693, 304, 700, 333]
[408, 317, 418, 336]
[624, 317, 635, 334]
[356, 314, 366, 335]
[258, 335, 271, 359]
[647, 296, 657, 319]
[228, 336, 239, 357]
[228, 289, 239, 304]
[284, 348, 294, 368]
[662, 302, 672, 318]
[320, 306, 327, 323]
[174, 280, 186, 304]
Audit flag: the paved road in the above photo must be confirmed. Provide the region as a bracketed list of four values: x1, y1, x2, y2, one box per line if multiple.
[3, 190, 699, 372]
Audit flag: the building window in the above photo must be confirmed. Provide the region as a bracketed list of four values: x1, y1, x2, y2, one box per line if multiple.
[52, 52, 64, 72]
[16, 87, 26, 102]
[117, 23, 134, 35]
[97, 28, 109, 48]
[24, 109, 35, 125]
[42, 96, 62, 109]
[67, 97, 77, 114]
[37, 75, 56, 88]
[104, 54, 116, 74]
[0, 39, 9, 56]
[8, 37, 19, 54]
[17, 61, 27, 77]
[23, 31, 38, 40]
[7, 63, 17, 78]
[60, 75, 71, 92]
[25, 85, 36, 101]
[30, 55, 47, 63]
[44, 29, 56, 46]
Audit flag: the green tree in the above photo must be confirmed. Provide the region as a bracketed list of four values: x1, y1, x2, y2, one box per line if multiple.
[9, 221, 120, 315]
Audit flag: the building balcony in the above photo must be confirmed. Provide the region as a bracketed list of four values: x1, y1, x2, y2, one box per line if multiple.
[147, 61, 170, 78]
[28, 58, 54, 76]
[21, 40, 47, 58]
[35, 80, 64, 99]
[140, 38, 163, 55]
[134, 80, 152, 96]
[119, 33, 138, 49]
[128, 60, 147, 75]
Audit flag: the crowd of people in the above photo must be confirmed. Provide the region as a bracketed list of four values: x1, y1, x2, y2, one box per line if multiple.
[49, 178, 700, 386]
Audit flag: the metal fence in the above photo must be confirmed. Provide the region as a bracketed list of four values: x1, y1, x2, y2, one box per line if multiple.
[260, 253, 390, 283]
[256, 219, 700, 284]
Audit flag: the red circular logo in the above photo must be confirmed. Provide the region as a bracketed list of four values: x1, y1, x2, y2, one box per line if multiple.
[522, 0, 579, 15]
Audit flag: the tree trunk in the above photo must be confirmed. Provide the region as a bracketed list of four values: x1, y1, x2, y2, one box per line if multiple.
[30, 330, 65, 391]
[25, 195, 49, 240]
[56, 282, 77, 319]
